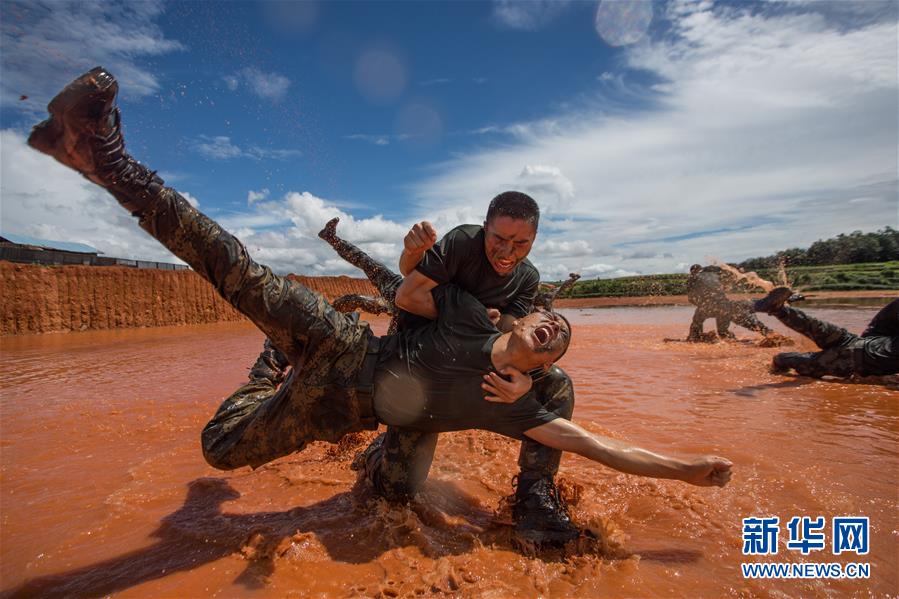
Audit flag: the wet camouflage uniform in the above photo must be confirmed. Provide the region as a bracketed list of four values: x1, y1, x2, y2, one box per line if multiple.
[319, 216, 402, 334]
[771, 300, 899, 378]
[131, 186, 381, 469]
[687, 267, 771, 339]
[235, 219, 577, 500]
[29, 68, 575, 508]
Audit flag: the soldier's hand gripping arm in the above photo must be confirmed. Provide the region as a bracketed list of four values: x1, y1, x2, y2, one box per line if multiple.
[524, 419, 733, 487]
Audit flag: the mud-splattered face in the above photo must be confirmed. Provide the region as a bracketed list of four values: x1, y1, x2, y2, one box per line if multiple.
[510, 309, 570, 367]
[483, 216, 536, 276]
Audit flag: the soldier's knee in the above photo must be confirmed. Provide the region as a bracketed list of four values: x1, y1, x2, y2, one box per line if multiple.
[200, 426, 246, 471]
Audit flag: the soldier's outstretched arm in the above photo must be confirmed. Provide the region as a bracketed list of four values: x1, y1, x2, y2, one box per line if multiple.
[524, 418, 733, 487]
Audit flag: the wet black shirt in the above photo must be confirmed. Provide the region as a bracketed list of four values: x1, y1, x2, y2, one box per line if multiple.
[373, 285, 557, 440]
[414, 224, 539, 318]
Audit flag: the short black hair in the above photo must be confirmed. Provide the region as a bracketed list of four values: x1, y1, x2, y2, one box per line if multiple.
[485, 191, 539, 228]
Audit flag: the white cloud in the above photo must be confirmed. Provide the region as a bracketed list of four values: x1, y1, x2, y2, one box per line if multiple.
[492, 0, 572, 31]
[407, 3, 897, 277]
[344, 133, 396, 146]
[224, 67, 291, 102]
[190, 135, 302, 161]
[1, 128, 412, 276]
[1, 129, 186, 265]
[0, 1, 183, 114]
[247, 189, 270, 204]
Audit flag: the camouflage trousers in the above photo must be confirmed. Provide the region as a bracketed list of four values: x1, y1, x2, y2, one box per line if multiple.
[771, 305, 891, 378]
[368, 366, 576, 501]
[131, 187, 379, 469]
[689, 293, 771, 338]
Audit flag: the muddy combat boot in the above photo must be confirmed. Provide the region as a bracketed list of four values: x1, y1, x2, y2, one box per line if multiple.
[511, 475, 579, 546]
[248, 339, 290, 386]
[753, 287, 794, 315]
[28, 66, 164, 215]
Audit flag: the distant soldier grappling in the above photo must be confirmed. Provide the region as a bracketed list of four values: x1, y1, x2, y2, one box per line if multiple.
[686, 264, 775, 342]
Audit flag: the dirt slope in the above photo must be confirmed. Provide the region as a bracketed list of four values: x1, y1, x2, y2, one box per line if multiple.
[0, 261, 376, 336]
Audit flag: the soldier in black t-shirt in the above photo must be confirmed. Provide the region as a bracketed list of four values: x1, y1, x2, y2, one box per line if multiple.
[358, 192, 582, 546]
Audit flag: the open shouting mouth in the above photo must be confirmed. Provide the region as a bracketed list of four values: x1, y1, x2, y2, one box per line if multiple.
[533, 324, 554, 347]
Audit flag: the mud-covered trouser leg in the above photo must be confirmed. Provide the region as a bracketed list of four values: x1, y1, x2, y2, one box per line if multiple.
[366, 427, 439, 501]
[729, 300, 772, 335]
[518, 366, 574, 480]
[773, 306, 857, 350]
[689, 307, 708, 338]
[332, 294, 392, 315]
[131, 187, 362, 365]
[319, 220, 403, 303]
[772, 349, 854, 378]
[118, 187, 370, 469]
[716, 316, 733, 336]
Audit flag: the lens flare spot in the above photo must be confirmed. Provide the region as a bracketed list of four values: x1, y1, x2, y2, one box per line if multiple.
[595, 0, 653, 47]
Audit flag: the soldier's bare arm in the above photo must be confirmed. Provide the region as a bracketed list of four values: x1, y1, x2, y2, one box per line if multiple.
[394, 270, 439, 319]
[524, 419, 733, 487]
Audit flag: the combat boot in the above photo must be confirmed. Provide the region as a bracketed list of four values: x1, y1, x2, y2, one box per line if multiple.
[753, 287, 794, 314]
[28, 66, 164, 215]
[512, 475, 579, 546]
[248, 339, 290, 386]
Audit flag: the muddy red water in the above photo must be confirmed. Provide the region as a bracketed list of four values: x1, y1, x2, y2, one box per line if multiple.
[1, 304, 896, 597]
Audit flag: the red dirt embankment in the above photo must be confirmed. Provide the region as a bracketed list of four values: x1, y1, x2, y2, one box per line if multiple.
[0, 261, 376, 336]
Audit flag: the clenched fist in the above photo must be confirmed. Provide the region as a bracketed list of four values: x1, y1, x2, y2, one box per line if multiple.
[404, 221, 438, 255]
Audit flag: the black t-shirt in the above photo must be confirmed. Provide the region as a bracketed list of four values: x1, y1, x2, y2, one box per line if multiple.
[373, 285, 558, 440]
[414, 224, 539, 318]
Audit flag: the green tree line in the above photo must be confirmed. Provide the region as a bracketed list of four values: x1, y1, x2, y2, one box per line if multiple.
[738, 227, 898, 271]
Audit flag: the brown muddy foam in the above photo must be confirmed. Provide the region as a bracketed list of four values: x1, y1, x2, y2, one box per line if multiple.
[1, 306, 897, 597]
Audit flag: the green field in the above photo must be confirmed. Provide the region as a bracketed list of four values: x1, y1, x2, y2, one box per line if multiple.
[555, 261, 899, 298]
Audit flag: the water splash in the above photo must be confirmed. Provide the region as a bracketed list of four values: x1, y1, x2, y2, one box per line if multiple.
[713, 261, 775, 292]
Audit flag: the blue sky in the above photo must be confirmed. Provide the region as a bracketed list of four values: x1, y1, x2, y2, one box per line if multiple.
[1, 0, 896, 279]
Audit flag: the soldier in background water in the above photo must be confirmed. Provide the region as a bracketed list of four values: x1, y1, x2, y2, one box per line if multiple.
[686, 264, 775, 342]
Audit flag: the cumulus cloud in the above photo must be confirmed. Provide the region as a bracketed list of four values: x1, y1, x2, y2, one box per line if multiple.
[0, 0, 183, 114]
[1, 129, 187, 264]
[247, 189, 270, 204]
[408, 3, 897, 277]
[190, 135, 302, 161]
[1, 128, 410, 276]
[223, 67, 291, 102]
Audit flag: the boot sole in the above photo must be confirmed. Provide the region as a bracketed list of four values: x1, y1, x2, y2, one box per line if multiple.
[27, 67, 118, 177]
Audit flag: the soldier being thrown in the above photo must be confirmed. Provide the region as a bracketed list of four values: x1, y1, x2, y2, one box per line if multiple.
[29, 67, 733, 519]
[754, 291, 898, 378]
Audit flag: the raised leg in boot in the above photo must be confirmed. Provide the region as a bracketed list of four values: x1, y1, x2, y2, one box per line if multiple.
[319, 217, 403, 302]
[29, 67, 368, 366]
[772, 306, 857, 350]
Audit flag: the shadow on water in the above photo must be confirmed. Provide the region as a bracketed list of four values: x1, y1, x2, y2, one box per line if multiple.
[3, 473, 635, 597]
[729, 378, 817, 397]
